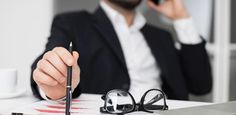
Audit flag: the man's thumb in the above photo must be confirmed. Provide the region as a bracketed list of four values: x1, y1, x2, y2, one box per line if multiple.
[73, 51, 79, 63]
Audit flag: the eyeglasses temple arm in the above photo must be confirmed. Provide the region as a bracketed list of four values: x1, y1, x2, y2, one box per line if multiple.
[145, 94, 163, 106]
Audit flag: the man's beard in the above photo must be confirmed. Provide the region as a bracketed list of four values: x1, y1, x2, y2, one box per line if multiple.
[108, 0, 142, 10]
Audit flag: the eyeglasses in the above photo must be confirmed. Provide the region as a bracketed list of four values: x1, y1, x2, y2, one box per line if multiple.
[100, 89, 168, 114]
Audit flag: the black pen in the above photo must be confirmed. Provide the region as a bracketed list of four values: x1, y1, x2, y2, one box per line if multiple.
[66, 42, 73, 115]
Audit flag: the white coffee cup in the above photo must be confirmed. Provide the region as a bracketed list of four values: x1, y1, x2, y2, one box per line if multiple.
[0, 69, 17, 94]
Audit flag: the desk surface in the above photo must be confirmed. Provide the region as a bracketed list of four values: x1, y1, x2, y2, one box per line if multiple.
[0, 93, 212, 114]
[0, 91, 38, 113]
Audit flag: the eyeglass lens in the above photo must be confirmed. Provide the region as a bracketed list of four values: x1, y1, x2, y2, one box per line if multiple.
[105, 90, 134, 114]
[143, 90, 165, 112]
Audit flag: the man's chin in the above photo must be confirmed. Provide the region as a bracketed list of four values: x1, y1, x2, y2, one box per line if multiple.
[108, 0, 142, 10]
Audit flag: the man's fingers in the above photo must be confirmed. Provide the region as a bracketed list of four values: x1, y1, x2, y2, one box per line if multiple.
[43, 51, 67, 77]
[33, 69, 58, 86]
[147, 0, 156, 8]
[35, 48, 80, 89]
[73, 51, 79, 61]
[72, 51, 80, 78]
[71, 51, 80, 90]
[147, 0, 162, 12]
[53, 47, 74, 66]
[57, 51, 80, 87]
[37, 59, 65, 83]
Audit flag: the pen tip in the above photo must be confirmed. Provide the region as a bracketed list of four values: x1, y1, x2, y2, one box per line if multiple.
[69, 42, 72, 47]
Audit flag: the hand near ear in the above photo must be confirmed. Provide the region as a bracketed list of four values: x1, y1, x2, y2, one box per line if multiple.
[147, 0, 189, 20]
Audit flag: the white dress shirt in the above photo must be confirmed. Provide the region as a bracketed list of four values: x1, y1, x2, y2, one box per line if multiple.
[39, 1, 202, 101]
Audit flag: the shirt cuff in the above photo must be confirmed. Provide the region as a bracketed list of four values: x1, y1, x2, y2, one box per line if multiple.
[173, 17, 202, 44]
[39, 87, 66, 101]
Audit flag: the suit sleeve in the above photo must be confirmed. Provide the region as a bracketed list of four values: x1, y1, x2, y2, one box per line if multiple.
[30, 14, 81, 100]
[179, 40, 213, 95]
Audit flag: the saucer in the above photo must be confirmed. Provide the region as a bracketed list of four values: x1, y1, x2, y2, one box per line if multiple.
[0, 89, 27, 99]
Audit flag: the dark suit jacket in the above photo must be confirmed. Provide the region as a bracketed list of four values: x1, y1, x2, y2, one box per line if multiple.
[31, 7, 212, 100]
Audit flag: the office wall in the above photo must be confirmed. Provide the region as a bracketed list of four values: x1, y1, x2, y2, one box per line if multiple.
[0, 0, 54, 91]
[230, 0, 236, 101]
[231, 0, 236, 43]
[54, 0, 99, 13]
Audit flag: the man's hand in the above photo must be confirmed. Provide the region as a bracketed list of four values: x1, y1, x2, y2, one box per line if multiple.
[33, 47, 80, 100]
[147, 0, 189, 20]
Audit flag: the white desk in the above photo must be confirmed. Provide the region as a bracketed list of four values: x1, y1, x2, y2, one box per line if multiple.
[0, 93, 212, 114]
[0, 91, 38, 113]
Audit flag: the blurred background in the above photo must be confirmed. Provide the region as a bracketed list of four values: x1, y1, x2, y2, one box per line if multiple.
[0, 0, 234, 103]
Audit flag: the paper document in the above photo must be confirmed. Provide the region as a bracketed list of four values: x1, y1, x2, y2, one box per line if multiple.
[12, 94, 104, 115]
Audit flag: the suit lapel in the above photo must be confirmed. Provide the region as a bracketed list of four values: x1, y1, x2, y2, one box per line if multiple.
[92, 7, 127, 68]
[142, 25, 186, 98]
[141, 25, 168, 75]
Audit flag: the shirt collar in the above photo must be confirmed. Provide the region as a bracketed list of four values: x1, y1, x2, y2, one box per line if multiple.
[100, 1, 146, 30]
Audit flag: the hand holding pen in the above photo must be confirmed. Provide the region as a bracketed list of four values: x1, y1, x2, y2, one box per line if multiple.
[33, 43, 80, 100]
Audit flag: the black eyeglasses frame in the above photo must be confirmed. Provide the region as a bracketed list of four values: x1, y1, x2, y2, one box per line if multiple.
[100, 89, 168, 114]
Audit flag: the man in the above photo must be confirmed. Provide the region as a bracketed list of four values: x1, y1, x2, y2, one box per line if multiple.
[31, 0, 212, 101]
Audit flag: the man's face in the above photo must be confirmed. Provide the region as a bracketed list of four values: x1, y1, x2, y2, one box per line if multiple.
[108, 0, 142, 10]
